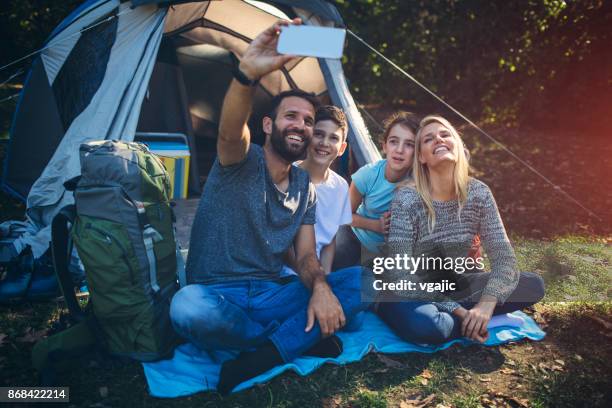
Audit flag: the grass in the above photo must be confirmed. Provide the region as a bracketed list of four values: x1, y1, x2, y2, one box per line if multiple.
[451, 393, 481, 408]
[512, 236, 612, 302]
[351, 389, 387, 408]
[1, 236, 611, 407]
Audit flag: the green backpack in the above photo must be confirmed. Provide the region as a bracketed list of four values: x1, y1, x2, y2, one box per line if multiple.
[34, 140, 186, 375]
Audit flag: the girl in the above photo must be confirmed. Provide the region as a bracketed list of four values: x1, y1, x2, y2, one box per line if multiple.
[337, 112, 420, 267]
[378, 115, 544, 344]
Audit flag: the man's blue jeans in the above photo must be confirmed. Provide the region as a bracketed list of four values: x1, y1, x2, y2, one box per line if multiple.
[170, 266, 373, 362]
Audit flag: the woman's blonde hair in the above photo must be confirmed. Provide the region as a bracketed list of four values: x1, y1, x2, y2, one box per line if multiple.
[413, 115, 471, 231]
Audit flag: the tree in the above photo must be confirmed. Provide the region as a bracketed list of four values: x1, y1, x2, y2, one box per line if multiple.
[336, 0, 611, 131]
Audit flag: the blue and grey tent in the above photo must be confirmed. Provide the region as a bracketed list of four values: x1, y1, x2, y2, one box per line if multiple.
[2, 0, 379, 258]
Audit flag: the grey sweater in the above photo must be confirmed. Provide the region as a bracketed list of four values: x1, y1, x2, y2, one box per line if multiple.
[386, 178, 519, 313]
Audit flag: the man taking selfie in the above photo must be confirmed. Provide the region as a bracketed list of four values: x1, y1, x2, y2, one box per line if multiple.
[169, 19, 373, 394]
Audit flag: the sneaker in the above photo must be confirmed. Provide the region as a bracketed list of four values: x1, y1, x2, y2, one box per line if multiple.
[26, 271, 60, 301]
[0, 269, 33, 303]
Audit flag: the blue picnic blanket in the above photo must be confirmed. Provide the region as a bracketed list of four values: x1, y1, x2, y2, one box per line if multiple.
[142, 311, 544, 397]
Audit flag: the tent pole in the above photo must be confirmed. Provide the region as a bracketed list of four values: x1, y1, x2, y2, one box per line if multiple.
[174, 53, 201, 196]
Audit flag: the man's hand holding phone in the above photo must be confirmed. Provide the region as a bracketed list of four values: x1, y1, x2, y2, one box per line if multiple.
[238, 18, 301, 82]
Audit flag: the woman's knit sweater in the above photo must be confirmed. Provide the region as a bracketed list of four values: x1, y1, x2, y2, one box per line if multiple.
[386, 178, 519, 313]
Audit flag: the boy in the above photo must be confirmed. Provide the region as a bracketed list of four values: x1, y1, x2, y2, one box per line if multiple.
[283, 105, 352, 276]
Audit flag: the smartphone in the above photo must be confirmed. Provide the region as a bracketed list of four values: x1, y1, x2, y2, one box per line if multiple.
[277, 25, 346, 59]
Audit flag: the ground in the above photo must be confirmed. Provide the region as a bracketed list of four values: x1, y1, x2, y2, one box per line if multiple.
[463, 127, 612, 240]
[1, 237, 610, 407]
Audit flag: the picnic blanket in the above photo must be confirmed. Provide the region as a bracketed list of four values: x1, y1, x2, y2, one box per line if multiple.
[142, 311, 545, 397]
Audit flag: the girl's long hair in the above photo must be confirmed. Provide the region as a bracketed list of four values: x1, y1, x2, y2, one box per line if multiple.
[413, 115, 470, 231]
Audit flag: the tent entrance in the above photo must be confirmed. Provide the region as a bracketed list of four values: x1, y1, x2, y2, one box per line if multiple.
[135, 1, 333, 196]
[136, 38, 331, 196]
[135, 36, 242, 194]
[135, 36, 283, 194]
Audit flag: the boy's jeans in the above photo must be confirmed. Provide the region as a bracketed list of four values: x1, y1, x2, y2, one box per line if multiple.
[170, 266, 374, 362]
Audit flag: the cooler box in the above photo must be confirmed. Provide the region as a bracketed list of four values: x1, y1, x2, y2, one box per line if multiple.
[135, 133, 191, 199]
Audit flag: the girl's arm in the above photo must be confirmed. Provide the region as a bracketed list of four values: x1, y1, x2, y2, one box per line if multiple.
[319, 237, 336, 274]
[349, 182, 386, 234]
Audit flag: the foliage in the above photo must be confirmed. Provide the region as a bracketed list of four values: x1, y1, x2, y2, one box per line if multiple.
[0, 1, 81, 139]
[336, 0, 611, 131]
[0, 0, 81, 68]
[1, 1, 609, 132]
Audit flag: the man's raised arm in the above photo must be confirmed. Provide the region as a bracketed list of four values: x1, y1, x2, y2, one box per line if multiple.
[217, 19, 299, 166]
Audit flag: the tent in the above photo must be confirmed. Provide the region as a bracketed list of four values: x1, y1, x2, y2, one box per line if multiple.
[1, 0, 380, 258]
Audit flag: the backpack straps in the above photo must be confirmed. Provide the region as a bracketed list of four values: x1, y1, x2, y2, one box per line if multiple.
[171, 203, 187, 288]
[51, 205, 85, 321]
[39, 206, 101, 385]
[176, 244, 186, 288]
[134, 198, 185, 291]
[135, 202, 163, 294]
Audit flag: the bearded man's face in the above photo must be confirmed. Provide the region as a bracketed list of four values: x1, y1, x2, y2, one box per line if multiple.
[267, 96, 315, 162]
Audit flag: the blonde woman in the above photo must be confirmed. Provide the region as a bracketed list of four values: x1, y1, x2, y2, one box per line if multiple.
[377, 115, 544, 344]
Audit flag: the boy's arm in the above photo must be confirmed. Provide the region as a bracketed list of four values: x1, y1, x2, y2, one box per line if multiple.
[319, 237, 336, 274]
[349, 182, 384, 233]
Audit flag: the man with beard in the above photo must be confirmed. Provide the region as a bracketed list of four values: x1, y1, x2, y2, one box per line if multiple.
[170, 19, 373, 394]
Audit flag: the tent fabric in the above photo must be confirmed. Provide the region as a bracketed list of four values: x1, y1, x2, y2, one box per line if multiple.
[131, 0, 344, 25]
[52, 10, 118, 131]
[24, 3, 166, 257]
[172, 44, 234, 125]
[3, 60, 65, 201]
[2, 0, 376, 259]
[27, 2, 164, 208]
[273, 0, 344, 26]
[320, 58, 380, 167]
[165, 0, 326, 97]
[42, 1, 120, 84]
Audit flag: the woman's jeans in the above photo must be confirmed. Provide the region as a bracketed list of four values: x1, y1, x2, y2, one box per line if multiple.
[170, 266, 374, 362]
[377, 271, 545, 344]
